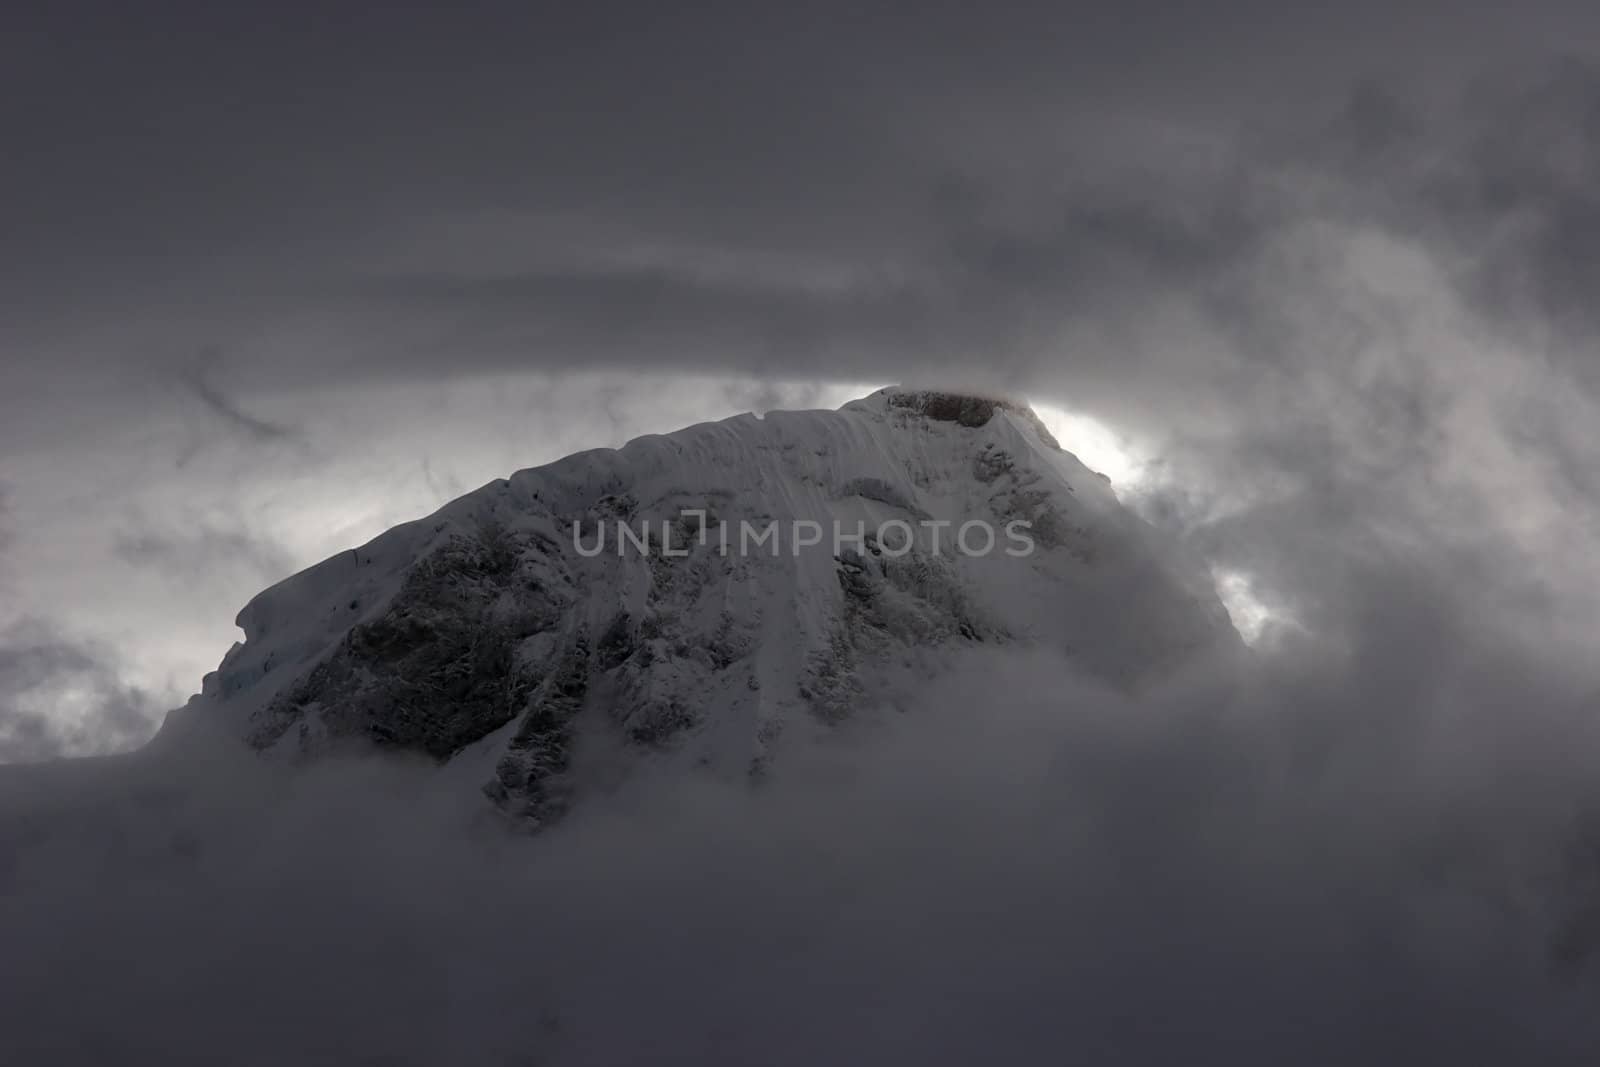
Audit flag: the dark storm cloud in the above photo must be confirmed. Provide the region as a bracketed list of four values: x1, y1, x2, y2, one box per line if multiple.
[5, 1, 1597, 401]
[1426, 67, 1600, 376]
[11, 59, 1541, 448]
[1248, 60, 1600, 368]
[268, 149, 1282, 410]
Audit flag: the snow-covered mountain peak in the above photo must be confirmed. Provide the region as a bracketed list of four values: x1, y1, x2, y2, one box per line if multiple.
[156, 389, 1236, 821]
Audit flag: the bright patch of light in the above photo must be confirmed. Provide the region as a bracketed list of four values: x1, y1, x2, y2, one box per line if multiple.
[1212, 568, 1277, 645]
[1030, 403, 1150, 490]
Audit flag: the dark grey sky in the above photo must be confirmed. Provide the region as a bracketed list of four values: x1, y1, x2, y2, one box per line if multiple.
[3, 1, 1595, 395]
[7, 0, 1600, 756]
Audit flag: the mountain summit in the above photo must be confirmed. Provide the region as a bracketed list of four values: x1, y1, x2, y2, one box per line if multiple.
[158, 388, 1236, 820]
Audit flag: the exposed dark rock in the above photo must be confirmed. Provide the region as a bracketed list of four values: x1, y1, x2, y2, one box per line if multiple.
[972, 445, 1015, 484]
[595, 613, 638, 671]
[247, 525, 561, 761]
[489, 630, 592, 820]
[884, 389, 1063, 448]
[887, 390, 1004, 427]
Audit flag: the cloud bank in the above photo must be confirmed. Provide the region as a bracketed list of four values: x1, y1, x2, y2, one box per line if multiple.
[4, 612, 1600, 1063]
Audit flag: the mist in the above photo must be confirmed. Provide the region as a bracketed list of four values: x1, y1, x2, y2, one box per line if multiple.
[5, 596, 1599, 1063]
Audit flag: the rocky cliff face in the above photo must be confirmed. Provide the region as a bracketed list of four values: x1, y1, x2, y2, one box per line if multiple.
[157, 388, 1238, 821]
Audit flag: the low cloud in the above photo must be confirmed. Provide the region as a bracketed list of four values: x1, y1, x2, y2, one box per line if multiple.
[4, 597, 1600, 1063]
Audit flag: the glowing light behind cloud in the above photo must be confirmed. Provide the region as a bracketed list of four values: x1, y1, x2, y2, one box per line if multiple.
[1029, 402, 1296, 645]
[1211, 567, 1290, 645]
[1030, 403, 1152, 492]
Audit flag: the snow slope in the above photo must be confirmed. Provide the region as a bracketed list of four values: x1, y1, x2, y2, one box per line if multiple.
[155, 388, 1237, 819]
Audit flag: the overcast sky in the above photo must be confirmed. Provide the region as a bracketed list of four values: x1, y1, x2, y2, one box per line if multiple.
[8, 0, 1600, 758]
